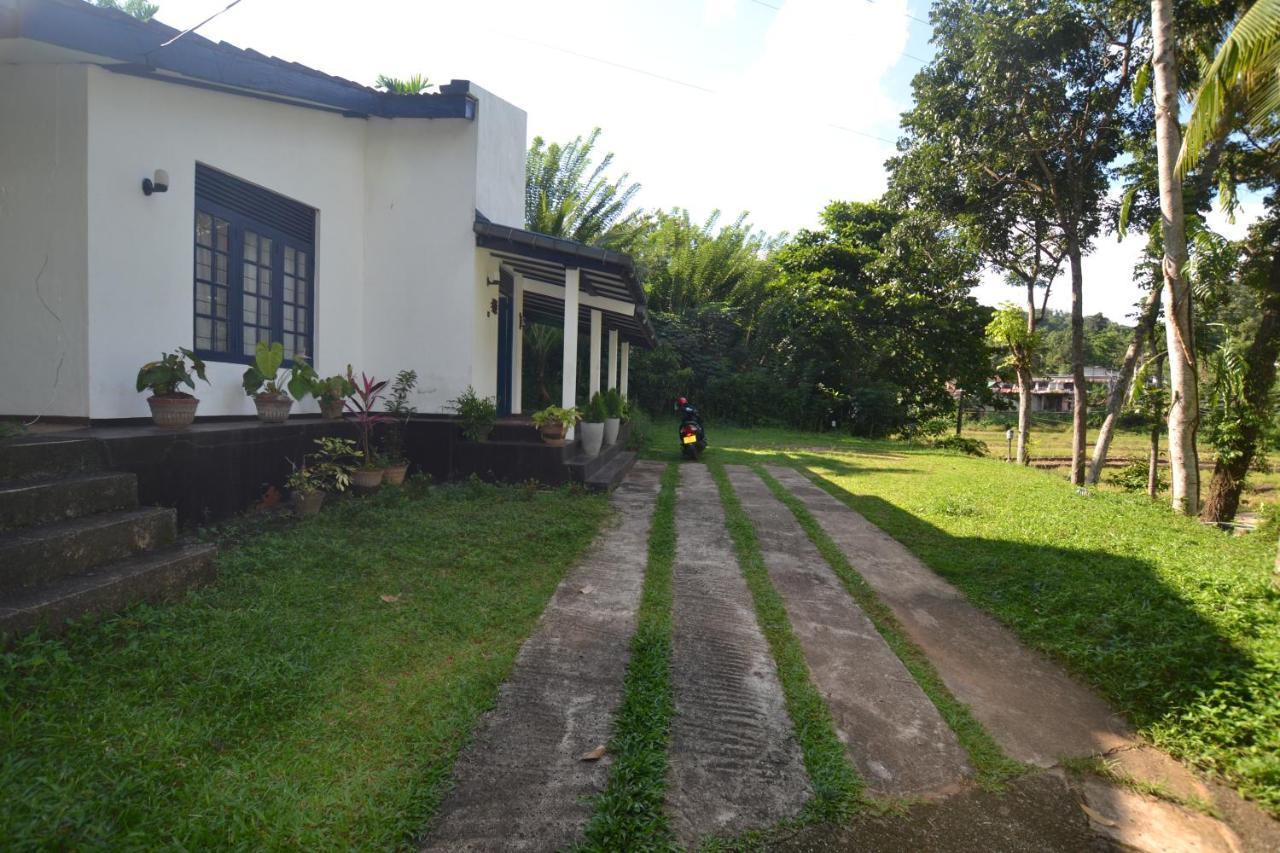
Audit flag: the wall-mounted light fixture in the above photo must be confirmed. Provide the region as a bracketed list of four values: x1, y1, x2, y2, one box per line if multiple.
[142, 169, 169, 196]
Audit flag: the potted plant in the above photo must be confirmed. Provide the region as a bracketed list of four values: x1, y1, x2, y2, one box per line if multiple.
[346, 368, 390, 490]
[531, 405, 580, 446]
[580, 392, 607, 458]
[447, 386, 497, 442]
[241, 341, 316, 423]
[381, 369, 417, 484]
[136, 347, 209, 429]
[286, 436, 359, 516]
[603, 388, 623, 446]
[313, 371, 355, 420]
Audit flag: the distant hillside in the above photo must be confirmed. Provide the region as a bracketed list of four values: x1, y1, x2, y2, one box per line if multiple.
[1034, 310, 1134, 373]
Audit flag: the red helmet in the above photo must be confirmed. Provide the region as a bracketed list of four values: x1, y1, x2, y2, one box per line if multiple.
[677, 396, 688, 406]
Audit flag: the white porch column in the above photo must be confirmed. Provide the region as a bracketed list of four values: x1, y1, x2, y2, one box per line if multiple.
[620, 341, 630, 399]
[588, 309, 602, 399]
[562, 268, 580, 439]
[511, 273, 524, 415]
[607, 329, 619, 391]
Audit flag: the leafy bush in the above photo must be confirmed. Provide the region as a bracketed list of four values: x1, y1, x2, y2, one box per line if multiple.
[584, 392, 608, 423]
[448, 386, 496, 442]
[604, 387, 624, 419]
[287, 437, 360, 494]
[241, 341, 315, 400]
[1109, 458, 1166, 493]
[848, 383, 909, 438]
[625, 409, 653, 451]
[932, 435, 989, 456]
[381, 370, 418, 463]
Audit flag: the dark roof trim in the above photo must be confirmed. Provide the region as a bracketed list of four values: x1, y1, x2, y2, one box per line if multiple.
[2, 0, 475, 119]
[473, 214, 656, 348]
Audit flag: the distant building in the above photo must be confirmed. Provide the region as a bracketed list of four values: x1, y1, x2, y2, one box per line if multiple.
[992, 366, 1121, 412]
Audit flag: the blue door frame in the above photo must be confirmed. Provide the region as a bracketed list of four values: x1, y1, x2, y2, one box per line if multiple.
[496, 291, 513, 416]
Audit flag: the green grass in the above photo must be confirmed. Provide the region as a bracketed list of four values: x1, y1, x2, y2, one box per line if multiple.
[708, 462, 864, 821]
[580, 464, 679, 852]
[0, 479, 610, 849]
[752, 464, 1025, 789]
[647, 425, 1280, 816]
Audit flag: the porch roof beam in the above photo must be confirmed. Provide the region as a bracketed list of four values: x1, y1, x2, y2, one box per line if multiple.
[520, 277, 636, 318]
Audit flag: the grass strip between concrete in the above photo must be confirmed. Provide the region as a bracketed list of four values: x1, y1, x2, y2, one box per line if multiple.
[708, 462, 864, 821]
[580, 463, 680, 852]
[753, 464, 1026, 788]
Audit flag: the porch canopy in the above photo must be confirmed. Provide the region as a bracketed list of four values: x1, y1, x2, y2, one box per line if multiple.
[475, 214, 655, 424]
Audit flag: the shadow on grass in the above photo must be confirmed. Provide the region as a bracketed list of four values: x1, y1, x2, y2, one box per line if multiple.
[789, 465, 1276, 811]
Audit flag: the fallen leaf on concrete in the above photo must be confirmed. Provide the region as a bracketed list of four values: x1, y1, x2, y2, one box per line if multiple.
[580, 745, 606, 761]
[380, 594, 400, 604]
[579, 585, 595, 595]
[1080, 803, 1119, 828]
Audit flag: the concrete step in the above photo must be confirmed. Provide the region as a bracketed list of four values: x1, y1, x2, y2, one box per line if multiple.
[584, 451, 637, 492]
[0, 471, 137, 531]
[0, 507, 177, 594]
[0, 543, 217, 638]
[0, 438, 102, 482]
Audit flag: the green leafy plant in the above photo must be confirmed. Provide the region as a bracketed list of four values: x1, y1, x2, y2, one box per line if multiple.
[448, 386, 497, 442]
[604, 387, 624, 419]
[241, 341, 316, 400]
[313, 372, 356, 406]
[584, 392, 608, 423]
[287, 438, 360, 495]
[347, 369, 391, 468]
[531, 405, 580, 432]
[136, 348, 209, 398]
[381, 369, 418, 464]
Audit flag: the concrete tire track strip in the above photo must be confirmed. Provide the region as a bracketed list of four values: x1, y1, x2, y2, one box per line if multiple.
[725, 464, 972, 798]
[666, 463, 811, 846]
[422, 461, 664, 852]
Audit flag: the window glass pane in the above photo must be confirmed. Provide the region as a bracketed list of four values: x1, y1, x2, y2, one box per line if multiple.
[261, 267, 271, 290]
[297, 252, 307, 279]
[196, 212, 212, 246]
[283, 310, 294, 332]
[244, 263, 257, 294]
[297, 280, 307, 306]
[216, 221, 229, 252]
[297, 310, 307, 334]
[259, 297, 271, 323]
[284, 248, 294, 275]
[245, 231, 258, 257]
[214, 287, 227, 319]
[261, 237, 272, 257]
[195, 316, 211, 350]
[196, 247, 212, 280]
[215, 253, 228, 285]
[284, 275, 295, 305]
[284, 335, 295, 360]
[196, 282, 211, 315]
[243, 326, 258, 356]
[214, 320, 227, 350]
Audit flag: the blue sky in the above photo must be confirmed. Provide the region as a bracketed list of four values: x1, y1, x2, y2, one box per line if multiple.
[155, 0, 1255, 324]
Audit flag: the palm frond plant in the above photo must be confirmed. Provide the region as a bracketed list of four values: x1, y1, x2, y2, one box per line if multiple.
[525, 128, 643, 250]
[375, 73, 432, 94]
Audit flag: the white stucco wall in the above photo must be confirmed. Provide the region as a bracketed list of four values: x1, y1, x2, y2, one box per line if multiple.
[84, 67, 368, 420]
[0, 64, 89, 418]
[2, 64, 526, 422]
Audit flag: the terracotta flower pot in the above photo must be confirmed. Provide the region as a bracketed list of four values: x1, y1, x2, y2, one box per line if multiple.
[147, 394, 199, 429]
[320, 398, 345, 420]
[540, 422, 567, 446]
[352, 468, 383, 491]
[383, 463, 409, 485]
[604, 417, 621, 446]
[291, 489, 326, 517]
[254, 394, 292, 424]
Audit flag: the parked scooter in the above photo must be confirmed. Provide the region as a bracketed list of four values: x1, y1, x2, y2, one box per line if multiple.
[675, 396, 707, 460]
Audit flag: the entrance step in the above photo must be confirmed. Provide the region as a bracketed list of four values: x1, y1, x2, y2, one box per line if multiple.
[0, 543, 217, 637]
[0, 471, 138, 531]
[0, 438, 102, 482]
[0, 507, 177, 594]
[583, 450, 636, 492]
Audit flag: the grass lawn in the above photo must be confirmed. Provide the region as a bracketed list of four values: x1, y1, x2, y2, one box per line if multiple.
[0, 479, 609, 849]
[643, 423, 1280, 817]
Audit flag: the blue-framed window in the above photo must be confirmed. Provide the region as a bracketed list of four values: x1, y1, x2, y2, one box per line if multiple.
[193, 165, 316, 365]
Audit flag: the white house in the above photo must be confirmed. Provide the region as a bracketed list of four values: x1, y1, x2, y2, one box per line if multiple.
[0, 0, 653, 426]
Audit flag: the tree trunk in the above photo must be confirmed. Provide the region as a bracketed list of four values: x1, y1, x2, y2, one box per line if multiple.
[1016, 364, 1033, 465]
[1088, 285, 1162, 484]
[956, 398, 964, 436]
[1200, 243, 1280, 523]
[1149, 352, 1166, 499]
[1068, 245, 1088, 485]
[1151, 0, 1200, 514]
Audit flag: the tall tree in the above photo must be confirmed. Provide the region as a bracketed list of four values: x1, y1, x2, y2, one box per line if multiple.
[1151, 0, 1201, 513]
[525, 129, 642, 249]
[375, 74, 432, 94]
[94, 0, 158, 20]
[889, 0, 1146, 469]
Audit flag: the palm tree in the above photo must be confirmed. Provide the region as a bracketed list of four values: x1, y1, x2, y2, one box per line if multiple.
[375, 74, 432, 95]
[525, 129, 641, 249]
[1178, 0, 1280, 177]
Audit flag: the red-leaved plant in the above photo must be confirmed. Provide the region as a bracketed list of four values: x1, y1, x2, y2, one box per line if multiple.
[345, 368, 391, 469]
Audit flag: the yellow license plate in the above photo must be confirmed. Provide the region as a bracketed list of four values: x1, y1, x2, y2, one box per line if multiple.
[682, 434, 698, 444]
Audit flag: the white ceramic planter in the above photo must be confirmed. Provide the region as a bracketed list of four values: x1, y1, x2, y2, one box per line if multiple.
[603, 417, 621, 446]
[579, 421, 605, 457]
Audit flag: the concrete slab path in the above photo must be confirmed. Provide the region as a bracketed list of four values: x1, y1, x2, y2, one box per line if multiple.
[422, 461, 665, 852]
[725, 465, 972, 798]
[666, 464, 811, 845]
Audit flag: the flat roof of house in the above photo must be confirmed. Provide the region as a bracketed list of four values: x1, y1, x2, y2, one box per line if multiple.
[0, 0, 475, 118]
[475, 215, 657, 349]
